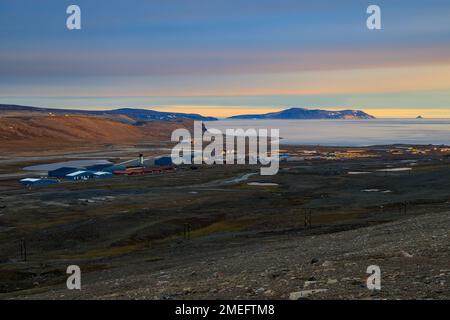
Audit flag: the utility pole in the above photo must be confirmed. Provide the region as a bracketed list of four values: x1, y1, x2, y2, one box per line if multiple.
[19, 238, 27, 261]
[183, 223, 192, 240]
[398, 202, 407, 214]
[303, 209, 312, 229]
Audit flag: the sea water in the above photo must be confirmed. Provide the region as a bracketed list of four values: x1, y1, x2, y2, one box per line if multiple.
[208, 119, 450, 147]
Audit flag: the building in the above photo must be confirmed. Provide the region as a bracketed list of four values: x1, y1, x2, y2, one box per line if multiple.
[280, 153, 290, 161]
[155, 156, 173, 166]
[113, 166, 174, 176]
[85, 164, 113, 171]
[92, 171, 113, 178]
[48, 167, 79, 178]
[20, 178, 59, 187]
[103, 165, 126, 172]
[65, 170, 94, 181]
[89, 165, 126, 173]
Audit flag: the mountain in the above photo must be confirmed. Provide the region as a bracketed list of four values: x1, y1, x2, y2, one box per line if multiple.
[0, 115, 194, 152]
[0, 105, 217, 122]
[108, 108, 217, 122]
[228, 107, 375, 120]
[0, 104, 208, 152]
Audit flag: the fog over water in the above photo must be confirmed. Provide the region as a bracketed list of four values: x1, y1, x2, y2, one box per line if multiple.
[208, 119, 450, 147]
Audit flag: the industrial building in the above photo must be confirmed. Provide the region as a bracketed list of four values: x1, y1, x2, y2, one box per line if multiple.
[92, 171, 113, 178]
[86, 164, 126, 172]
[65, 170, 94, 181]
[20, 153, 176, 187]
[85, 164, 112, 171]
[48, 167, 78, 178]
[155, 156, 173, 166]
[20, 178, 59, 187]
[113, 166, 174, 176]
[280, 153, 290, 161]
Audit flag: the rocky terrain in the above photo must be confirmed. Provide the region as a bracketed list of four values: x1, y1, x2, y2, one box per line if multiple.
[0, 145, 449, 300]
[9, 210, 450, 300]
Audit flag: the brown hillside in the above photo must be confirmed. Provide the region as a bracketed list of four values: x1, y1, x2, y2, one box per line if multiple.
[0, 115, 192, 152]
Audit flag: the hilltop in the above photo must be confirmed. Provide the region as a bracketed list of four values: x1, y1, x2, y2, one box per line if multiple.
[0, 115, 192, 152]
[0, 104, 212, 152]
[228, 107, 375, 120]
[0, 104, 217, 123]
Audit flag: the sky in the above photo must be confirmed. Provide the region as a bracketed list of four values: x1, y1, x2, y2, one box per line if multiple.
[0, 0, 450, 118]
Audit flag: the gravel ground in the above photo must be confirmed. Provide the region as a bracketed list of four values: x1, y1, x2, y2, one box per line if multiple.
[16, 211, 450, 300]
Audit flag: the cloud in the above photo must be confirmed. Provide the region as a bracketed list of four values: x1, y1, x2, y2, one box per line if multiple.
[1, 44, 450, 77]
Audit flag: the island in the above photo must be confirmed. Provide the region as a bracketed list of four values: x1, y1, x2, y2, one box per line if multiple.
[228, 107, 375, 120]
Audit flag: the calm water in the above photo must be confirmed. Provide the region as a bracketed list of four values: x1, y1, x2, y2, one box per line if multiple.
[208, 119, 450, 147]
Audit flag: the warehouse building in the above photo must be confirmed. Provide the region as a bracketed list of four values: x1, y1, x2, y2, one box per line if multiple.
[93, 171, 113, 178]
[65, 170, 94, 181]
[87, 164, 126, 173]
[102, 165, 126, 172]
[85, 164, 112, 171]
[155, 156, 173, 166]
[48, 167, 78, 178]
[20, 178, 59, 187]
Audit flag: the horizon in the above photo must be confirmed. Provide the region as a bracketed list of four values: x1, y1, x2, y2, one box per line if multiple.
[1, 1, 450, 117]
[2, 103, 449, 119]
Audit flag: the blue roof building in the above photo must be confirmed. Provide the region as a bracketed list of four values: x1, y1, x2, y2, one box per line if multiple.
[65, 170, 94, 181]
[93, 171, 113, 178]
[20, 178, 59, 187]
[102, 165, 126, 172]
[85, 164, 112, 171]
[155, 156, 173, 166]
[48, 167, 79, 178]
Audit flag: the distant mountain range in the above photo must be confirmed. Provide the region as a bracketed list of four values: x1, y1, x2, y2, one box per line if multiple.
[228, 107, 375, 120]
[109, 108, 218, 122]
[0, 104, 375, 122]
[0, 105, 217, 122]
